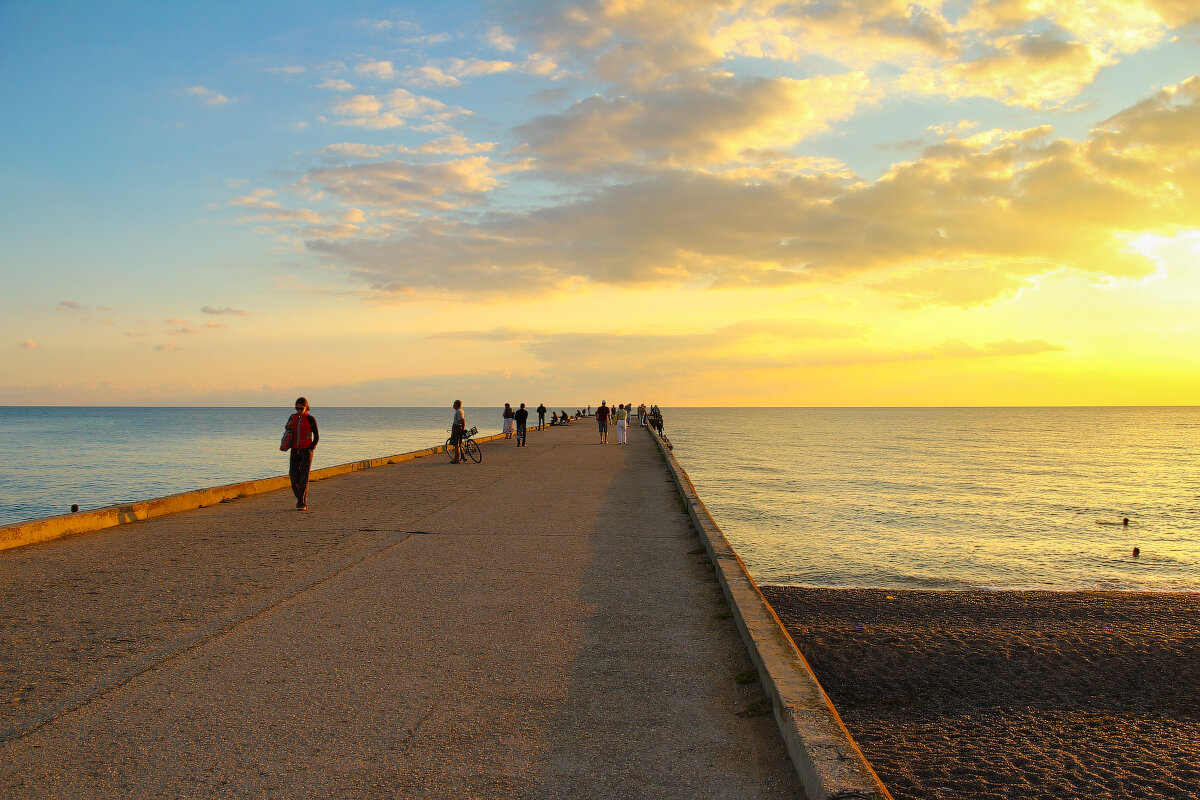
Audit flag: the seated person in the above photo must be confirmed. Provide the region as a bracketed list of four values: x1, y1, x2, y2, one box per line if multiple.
[560, 410, 570, 422]
[550, 412, 559, 425]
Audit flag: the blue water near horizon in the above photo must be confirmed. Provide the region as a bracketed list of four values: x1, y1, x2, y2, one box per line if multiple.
[2, 406, 1198, 592]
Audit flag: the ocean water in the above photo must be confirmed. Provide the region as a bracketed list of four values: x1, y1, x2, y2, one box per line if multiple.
[0, 407, 502, 527]
[2, 406, 1197, 592]
[664, 407, 1200, 592]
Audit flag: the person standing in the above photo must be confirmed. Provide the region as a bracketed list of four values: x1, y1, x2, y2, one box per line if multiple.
[537, 403, 547, 430]
[615, 402, 628, 444]
[596, 401, 610, 444]
[502, 402, 515, 439]
[280, 396, 319, 510]
[450, 399, 466, 463]
[514, 402, 529, 447]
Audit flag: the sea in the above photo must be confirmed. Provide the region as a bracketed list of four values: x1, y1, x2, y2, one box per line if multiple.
[1, 406, 1197, 592]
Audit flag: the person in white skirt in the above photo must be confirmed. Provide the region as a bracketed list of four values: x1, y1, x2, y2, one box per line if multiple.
[615, 403, 629, 444]
[502, 403, 515, 439]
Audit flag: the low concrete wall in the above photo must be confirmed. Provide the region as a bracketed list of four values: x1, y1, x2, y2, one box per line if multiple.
[0, 430, 511, 553]
[647, 426, 894, 800]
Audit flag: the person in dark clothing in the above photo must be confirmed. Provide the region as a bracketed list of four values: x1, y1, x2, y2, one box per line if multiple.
[281, 396, 319, 510]
[595, 401, 610, 444]
[514, 402, 529, 446]
[537, 403, 547, 430]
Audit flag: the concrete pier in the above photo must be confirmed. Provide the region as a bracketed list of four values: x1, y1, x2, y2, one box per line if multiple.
[1, 421, 886, 799]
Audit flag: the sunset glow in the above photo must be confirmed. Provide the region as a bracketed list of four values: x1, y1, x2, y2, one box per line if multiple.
[2, 1, 1197, 405]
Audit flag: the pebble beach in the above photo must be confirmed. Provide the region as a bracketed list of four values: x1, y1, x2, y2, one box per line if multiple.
[761, 587, 1200, 800]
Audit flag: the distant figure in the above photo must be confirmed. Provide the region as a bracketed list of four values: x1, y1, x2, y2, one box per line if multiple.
[537, 403, 547, 430]
[515, 402, 529, 447]
[1132, 547, 1140, 557]
[1123, 517, 1130, 526]
[450, 400, 466, 463]
[615, 403, 629, 444]
[550, 411, 559, 425]
[596, 401, 610, 444]
[280, 396, 319, 510]
[560, 409, 569, 423]
[587, 404, 591, 416]
[502, 402, 515, 439]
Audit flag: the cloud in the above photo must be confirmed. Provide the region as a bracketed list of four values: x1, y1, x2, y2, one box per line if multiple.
[896, 33, 1110, 109]
[328, 88, 459, 129]
[515, 73, 877, 172]
[18, 339, 37, 349]
[403, 65, 460, 87]
[57, 300, 83, 311]
[415, 135, 498, 155]
[299, 156, 499, 210]
[314, 143, 398, 160]
[165, 318, 188, 324]
[318, 78, 355, 91]
[486, 25, 517, 51]
[872, 264, 1050, 308]
[419, 322, 1062, 394]
[184, 85, 229, 106]
[201, 305, 249, 316]
[518, 1, 1183, 109]
[204, 321, 227, 330]
[355, 60, 399, 80]
[935, 339, 1066, 358]
[155, 343, 178, 351]
[297, 74, 1200, 302]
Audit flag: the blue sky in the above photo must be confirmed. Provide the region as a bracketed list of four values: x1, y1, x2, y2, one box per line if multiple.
[2, 1, 1198, 405]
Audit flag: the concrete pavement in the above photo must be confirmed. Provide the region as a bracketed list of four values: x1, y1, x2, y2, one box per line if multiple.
[1, 421, 802, 799]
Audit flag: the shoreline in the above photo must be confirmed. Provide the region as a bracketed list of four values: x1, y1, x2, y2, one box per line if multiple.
[761, 586, 1200, 800]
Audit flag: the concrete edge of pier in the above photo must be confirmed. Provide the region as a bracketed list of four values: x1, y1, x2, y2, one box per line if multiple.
[648, 426, 895, 800]
[0, 430, 517, 552]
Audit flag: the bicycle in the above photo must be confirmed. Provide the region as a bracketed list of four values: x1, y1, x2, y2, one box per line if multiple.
[446, 426, 482, 463]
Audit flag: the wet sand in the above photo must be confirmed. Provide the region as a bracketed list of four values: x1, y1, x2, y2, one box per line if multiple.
[760, 587, 1200, 800]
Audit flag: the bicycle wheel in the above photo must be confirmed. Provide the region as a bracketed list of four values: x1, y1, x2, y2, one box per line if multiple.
[464, 438, 482, 463]
[446, 437, 458, 462]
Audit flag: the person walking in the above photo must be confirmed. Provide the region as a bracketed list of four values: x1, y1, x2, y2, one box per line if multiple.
[280, 396, 319, 510]
[615, 402, 628, 444]
[450, 399, 467, 463]
[514, 402, 529, 447]
[502, 402, 515, 439]
[596, 401, 610, 444]
[537, 403, 547, 430]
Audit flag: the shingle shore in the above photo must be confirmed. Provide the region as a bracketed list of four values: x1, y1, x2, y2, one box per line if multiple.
[763, 586, 1200, 800]
[2, 421, 802, 799]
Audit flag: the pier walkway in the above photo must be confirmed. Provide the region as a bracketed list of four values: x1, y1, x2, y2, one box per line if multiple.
[2, 422, 803, 799]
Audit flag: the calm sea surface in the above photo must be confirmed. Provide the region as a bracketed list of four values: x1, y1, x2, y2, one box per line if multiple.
[2, 407, 1197, 591]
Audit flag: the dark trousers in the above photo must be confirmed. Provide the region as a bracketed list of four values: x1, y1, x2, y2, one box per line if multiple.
[516, 420, 527, 445]
[537, 413, 545, 430]
[289, 447, 313, 506]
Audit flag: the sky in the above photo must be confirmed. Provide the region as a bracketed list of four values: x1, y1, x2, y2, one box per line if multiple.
[1, 0, 1198, 407]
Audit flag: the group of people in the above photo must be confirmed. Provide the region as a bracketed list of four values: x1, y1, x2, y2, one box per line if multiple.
[592, 401, 665, 444]
[280, 398, 666, 509]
